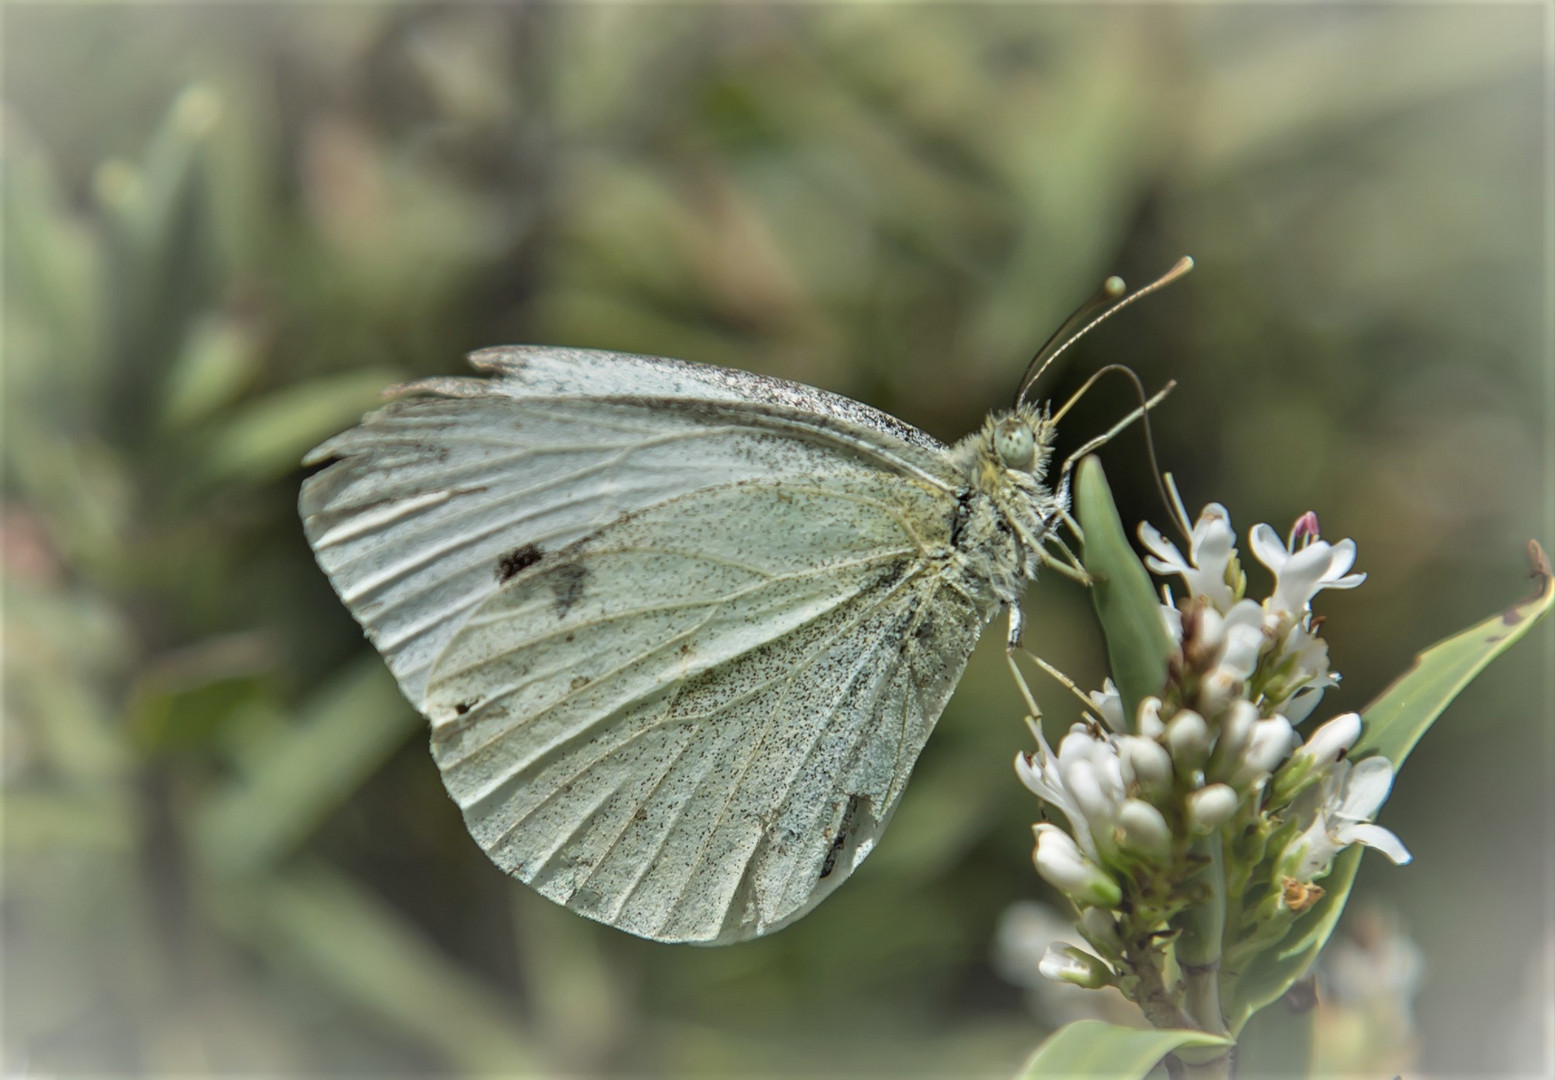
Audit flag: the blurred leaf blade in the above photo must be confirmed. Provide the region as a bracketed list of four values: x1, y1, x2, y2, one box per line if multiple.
[160, 314, 264, 429]
[197, 368, 399, 485]
[193, 656, 420, 877]
[1353, 542, 1554, 768]
[1077, 456, 1173, 722]
[208, 862, 543, 1076]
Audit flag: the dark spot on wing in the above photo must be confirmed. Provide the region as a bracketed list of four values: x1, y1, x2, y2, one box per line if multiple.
[551, 561, 590, 618]
[570, 675, 590, 691]
[496, 543, 543, 582]
[875, 561, 906, 590]
[453, 697, 481, 715]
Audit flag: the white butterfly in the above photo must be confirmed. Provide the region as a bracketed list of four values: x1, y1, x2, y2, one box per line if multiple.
[298, 264, 1187, 945]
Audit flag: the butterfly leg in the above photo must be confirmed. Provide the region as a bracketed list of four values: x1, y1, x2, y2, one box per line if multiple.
[1059, 507, 1084, 545]
[1004, 644, 1041, 720]
[1036, 543, 1092, 586]
[1005, 603, 1026, 649]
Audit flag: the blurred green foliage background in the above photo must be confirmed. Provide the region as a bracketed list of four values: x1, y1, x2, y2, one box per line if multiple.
[3, 4, 1548, 1076]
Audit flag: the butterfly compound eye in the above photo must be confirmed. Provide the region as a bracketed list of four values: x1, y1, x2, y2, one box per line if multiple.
[994, 420, 1036, 470]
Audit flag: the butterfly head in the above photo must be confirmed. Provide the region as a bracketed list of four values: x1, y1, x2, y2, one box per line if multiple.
[979, 404, 1056, 487]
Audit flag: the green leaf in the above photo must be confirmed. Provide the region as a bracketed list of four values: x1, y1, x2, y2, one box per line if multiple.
[1076, 456, 1173, 722]
[1226, 544, 1554, 1032]
[95, 85, 225, 444]
[1016, 1021, 1230, 1080]
[1, 120, 102, 386]
[197, 368, 399, 484]
[192, 656, 420, 876]
[1231, 985, 1315, 1077]
[1354, 541, 1554, 767]
[160, 315, 262, 429]
[206, 863, 542, 1075]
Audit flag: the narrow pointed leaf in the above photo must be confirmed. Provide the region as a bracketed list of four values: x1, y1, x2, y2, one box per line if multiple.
[1077, 456, 1173, 722]
[1016, 1020, 1230, 1080]
[1227, 544, 1553, 1031]
[1353, 541, 1553, 767]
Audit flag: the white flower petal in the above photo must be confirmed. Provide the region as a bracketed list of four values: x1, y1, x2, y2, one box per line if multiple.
[1282, 687, 1325, 724]
[1136, 697, 1166, 739]
[1335, 822, 1412, 865]
[1325, 539, 1358, 580]
[1272, 542, 1339, 613]
[1138, 521, 1190, 575]
[1249, 522, 1289, 574]
[1337, 756, 1396, 821]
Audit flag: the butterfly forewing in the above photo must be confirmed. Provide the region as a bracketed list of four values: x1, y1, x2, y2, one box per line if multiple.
[300, 359, 954, 704]
[424, 477, 984, 943]
[300, 347, 1014, 943]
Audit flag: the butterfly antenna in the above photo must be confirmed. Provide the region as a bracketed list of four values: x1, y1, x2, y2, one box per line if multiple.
[1014, 256, 1195, 409]
[1014, 277, 1124, 408]
[1053, 363, 1178, 542]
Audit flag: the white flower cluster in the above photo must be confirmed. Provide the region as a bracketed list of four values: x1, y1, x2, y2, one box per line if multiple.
[1016, 504, 1410, 984]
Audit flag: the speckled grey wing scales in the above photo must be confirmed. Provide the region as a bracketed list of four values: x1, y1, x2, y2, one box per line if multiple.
[425, 479, 984, 943]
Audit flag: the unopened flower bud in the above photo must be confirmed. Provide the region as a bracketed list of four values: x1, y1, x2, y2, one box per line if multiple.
[1218, 623, 1264, 682]
[1185, 783, 1240, 833]
[1088, 680, 1125, 732]
[1270, 712, 1360, 804]
[1080, 908, 1125, 955]
[1232, 717, 1299, 788]
[1301, 712, 1362, 769]
[1166, 710, 1210, 772]
[1039, 943, 1114, 988]
[1119, 735, 1173, 793]
[1136, 697, 1166, 739]
[1062, 760, 1114, 833]
[1033, 824, 1122, 908]
[1199, 671, 1241, 715]
[1117, 798, 1172, 857]
[1211, 700, 1259, 777]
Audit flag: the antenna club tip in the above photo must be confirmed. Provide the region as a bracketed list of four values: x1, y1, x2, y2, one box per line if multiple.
[1176, 255, 1195, 272]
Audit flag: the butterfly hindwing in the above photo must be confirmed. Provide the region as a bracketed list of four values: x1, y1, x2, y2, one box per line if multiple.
[423, 477, 985, 943]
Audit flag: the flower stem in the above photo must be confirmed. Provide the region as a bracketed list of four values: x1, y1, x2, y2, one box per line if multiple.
[1173, 836, 1229, 1037]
